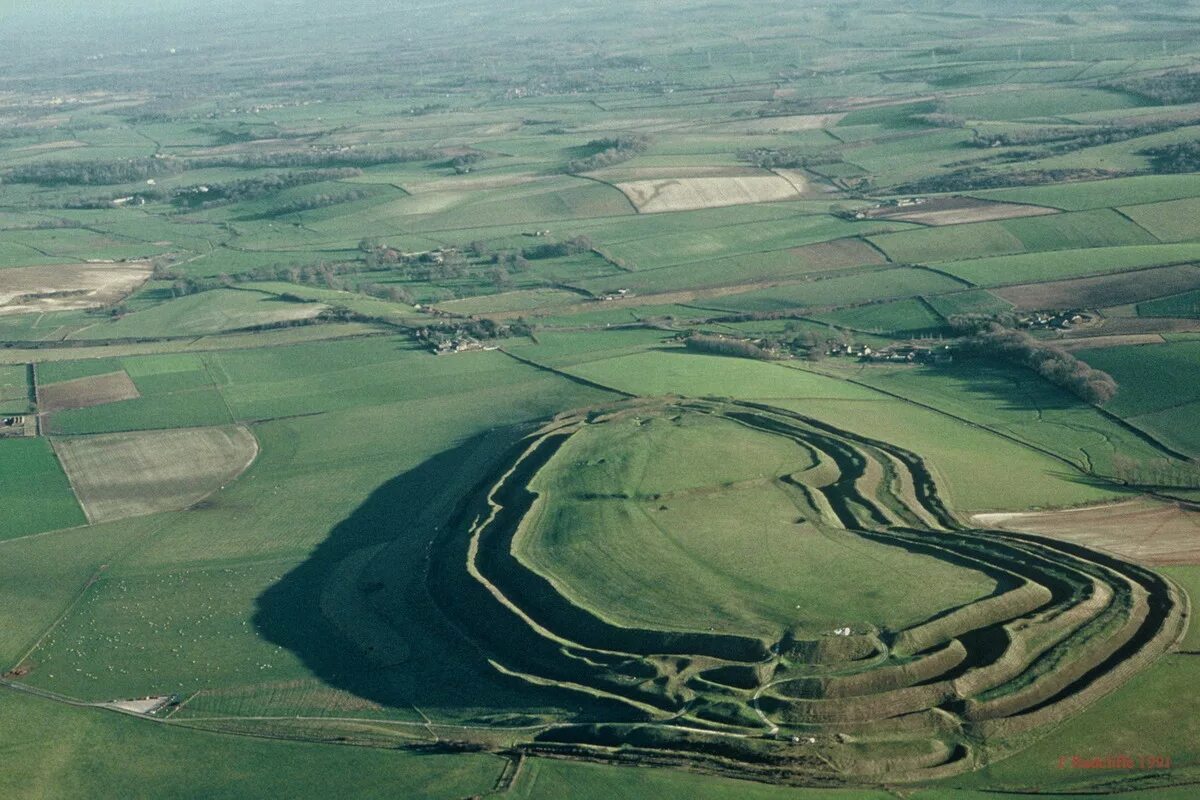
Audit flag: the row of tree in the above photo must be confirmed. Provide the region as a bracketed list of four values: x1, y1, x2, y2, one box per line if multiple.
[566, 135, 650, 172]
[970, 118, 1200, 157]
[4, 147, 461, 187]
[1111, 70, 1200, 106]
[256, 188, 369, 218]
[951, 318, 1118, 405]
[682, 332, 777, 360]
[514, 235, 594, 261]
[891, 167, 1122, 195]
[172, 169, 362, 209]
[1141, 141, 1200, 174]
[5, 157, 184, 186]
[740, 147, 841, 170]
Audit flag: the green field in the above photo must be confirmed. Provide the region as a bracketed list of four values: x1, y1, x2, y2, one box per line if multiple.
[705, 268, 964, 313]
[932, 243, 1200, 287]
[867, 209, 1156, 266]
[69, 289, 328, 339]
[1137, 289, 1200, 318]
[517, 411, 995, 638]
[0, 690, 503, 800]
[1078, 341, 1200, 456]
[1119, 196, 1200, 243]
[971, 174, 1200, 211]
[0, 363, 30, 412]
[811, 298, 946, 335]
[0, 437, 86, 539]
[1, 0, 1199, 795]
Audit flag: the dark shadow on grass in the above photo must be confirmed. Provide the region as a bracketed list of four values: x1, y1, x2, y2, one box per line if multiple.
[253, 426, 628, 721]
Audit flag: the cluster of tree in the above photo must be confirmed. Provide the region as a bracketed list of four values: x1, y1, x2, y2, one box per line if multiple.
[566, 135, 650, 172]
[418, 317, 533, 343]
[891, 167, 1123, 195]
[161, 258, 379, 297]
[5, 157, 184, 186]
[516, 235, 594, 260]
[950, 318, 1118, 405]
[915, 112, 966, 128]
[968, 128, 1090, 148]
[360, 282, 415, 304]
[447, 152, 486, 173]
[6, 147, 456, 189]
[970, 118, 1200, 156]
[682, 332, 777, 360]
[709, 309, 812, 323]
[258, 188, 369, 217]
[740, 148, 840, 169]
[172, 169, 361, 209]
[1141, 140, 1200, 174]
[1111, 70, 1200, 105]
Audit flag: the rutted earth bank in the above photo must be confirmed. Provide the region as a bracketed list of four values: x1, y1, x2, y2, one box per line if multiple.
[315, 398, 1188, 785]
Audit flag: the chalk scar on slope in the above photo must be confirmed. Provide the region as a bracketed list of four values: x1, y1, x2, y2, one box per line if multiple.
[0, 262, 154, 315]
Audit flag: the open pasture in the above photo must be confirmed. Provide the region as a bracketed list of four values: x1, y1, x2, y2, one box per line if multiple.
[1119, 196, 1200, 243]
[2, 0, 1200, 793]
[437, 288, 584, 315]
[517, 409, 996, 638]
[704, 267, 965, 313]
[934, 243, 1200, 286]
[868, 209, 1155, 265]
[68, 289, 329, 339]
[51, 425, 258, 523]
[1137, 289, 1200, 318]
[570, 238, 887, 297]
[0, 437, 85, 539]
[1079, 340, 1200, 419]
[0, 363, 30, 412]
[843, 360, 1170, 478]
[0, 262, 151, 315]
[46, 353, 234, 435]
[941, 87, 1141, 121]
[924, 289, 1013, 319]
[971, 174, 1200, 211]
[811, 298, 945, 335]
[565, 349, 882, 399]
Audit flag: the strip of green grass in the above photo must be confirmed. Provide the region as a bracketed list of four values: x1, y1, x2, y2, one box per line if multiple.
[0, 437, 86, 539]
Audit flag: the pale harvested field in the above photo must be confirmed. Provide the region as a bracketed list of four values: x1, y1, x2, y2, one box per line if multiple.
[994, 264, 1200, 310]
[973, 499, 1200, 565]
[53, 425, 259, 524]
[40, 371, 140, 413]
[401, 172, 539, 194]
[0, 262, 152, 315]
[615, 175, 804, 213]
[737, 113, 846, 132]
[868, 197, 1057, 226]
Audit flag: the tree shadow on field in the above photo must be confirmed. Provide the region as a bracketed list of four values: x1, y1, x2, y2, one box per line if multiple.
[253, 426, 622, 721]
[911, 361, 1082, 413]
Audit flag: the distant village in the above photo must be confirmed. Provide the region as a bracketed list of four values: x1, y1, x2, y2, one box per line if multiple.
[829, 341, 956, 364]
